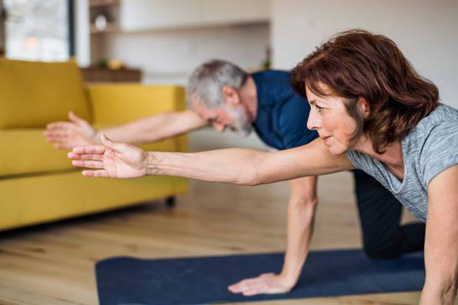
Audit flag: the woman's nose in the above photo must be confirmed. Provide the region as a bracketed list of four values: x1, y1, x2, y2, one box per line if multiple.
[307, 113, 321, 130]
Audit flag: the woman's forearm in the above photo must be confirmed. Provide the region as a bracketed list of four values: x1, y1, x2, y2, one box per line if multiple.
[146, 148, 265, 185]
[281, 177, 318, 284]
[421, 281, 457, 305]
[421, 166, 458, 304]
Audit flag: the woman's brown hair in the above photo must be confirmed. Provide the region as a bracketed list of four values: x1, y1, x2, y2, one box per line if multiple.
[291, 29, 439, 153]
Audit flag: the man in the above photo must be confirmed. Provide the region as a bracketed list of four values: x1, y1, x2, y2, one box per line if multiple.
[45, 60, 425, 296]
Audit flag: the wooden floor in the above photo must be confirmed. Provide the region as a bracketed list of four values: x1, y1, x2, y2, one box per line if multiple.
[0, 169, 435, 305]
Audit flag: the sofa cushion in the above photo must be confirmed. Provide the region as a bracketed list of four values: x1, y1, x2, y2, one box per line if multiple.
[0, 129, 179, 177]
[0, 59, 91, 129]
[0, 129, 73, 177]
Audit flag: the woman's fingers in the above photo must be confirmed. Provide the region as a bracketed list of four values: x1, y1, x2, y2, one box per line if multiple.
[228, 273, 289, 296]
[72, 154, 104, 160]
[242, 287, 263, 296]
[71, 145, 106, 155]
[72, 160, 104, 168]
[228, 278, 262, 293]
[82, 170, 109, 177]
[101, 133, 131, 152]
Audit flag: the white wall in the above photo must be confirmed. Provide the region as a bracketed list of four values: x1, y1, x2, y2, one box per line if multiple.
[75, 0, 90, 67]
[120, 0, 270, 31]
[272, 0, 458, 107]
[104, 23, 270, 85]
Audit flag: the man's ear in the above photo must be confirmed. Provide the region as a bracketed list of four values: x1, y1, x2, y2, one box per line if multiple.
[221, 86, 240, 107]
[358, 97, 370, 118]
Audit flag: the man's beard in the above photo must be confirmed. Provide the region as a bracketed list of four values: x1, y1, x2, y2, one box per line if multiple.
[225, 105, 253, 137]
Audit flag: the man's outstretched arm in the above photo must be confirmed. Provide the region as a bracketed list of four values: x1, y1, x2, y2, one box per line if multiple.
[45, 110, 208, 149]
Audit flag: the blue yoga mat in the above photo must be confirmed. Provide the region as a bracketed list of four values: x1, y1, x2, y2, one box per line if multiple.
[96, 249, 424, 305]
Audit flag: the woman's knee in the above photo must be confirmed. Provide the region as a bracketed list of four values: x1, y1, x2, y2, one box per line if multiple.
[363, 239, 402, 259]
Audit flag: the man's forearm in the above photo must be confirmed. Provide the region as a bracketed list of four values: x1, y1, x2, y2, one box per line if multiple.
[94, 110, 206, 144]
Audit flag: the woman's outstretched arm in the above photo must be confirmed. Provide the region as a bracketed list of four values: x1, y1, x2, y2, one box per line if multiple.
[69, 135, 354, 185]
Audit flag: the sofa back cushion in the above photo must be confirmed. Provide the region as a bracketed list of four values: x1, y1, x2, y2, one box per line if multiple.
[0, 59, 91, 129]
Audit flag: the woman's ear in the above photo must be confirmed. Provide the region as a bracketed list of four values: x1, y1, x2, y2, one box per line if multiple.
[358, 97, 370, 118]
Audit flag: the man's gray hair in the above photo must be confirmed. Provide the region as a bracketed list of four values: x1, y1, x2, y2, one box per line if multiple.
[187, 59, 248, 109]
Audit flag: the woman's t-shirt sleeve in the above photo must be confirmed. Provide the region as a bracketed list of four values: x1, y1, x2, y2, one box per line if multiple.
[420, 123, 458, 187]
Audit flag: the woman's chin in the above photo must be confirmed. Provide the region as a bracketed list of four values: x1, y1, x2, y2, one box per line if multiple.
[328, 145, 348, 156]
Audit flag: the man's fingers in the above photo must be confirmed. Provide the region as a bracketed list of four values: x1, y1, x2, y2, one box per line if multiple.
[55, 143, 67, 149]
[69, 111, 85, 125]
[72, 145, 106, 155]
[82, 170, 109, 177]
[56, 143, 77, 149]
[72, 160, 104, 168]
[46, 121, 77, 131]
[46, 122, 66, 129]
[45, 136, 68, 143]
[44, 130, 70, 137]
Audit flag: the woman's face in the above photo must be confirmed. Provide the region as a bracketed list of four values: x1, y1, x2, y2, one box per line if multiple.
[306, 83, 359, 155]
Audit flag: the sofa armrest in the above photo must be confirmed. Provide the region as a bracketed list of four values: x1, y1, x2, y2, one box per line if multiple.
[85, 84, 188, 152]
[86, 84, 186, 125]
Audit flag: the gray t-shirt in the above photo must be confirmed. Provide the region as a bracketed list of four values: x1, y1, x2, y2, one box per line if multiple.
[347, 104, 458, 222]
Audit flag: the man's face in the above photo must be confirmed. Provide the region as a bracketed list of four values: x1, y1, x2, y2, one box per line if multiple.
[191, 96, 253, 137]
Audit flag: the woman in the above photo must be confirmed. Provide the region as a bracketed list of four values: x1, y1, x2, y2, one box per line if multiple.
[69, 30, 458, 304]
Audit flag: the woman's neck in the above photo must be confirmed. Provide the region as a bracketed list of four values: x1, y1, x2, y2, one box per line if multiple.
[353, 136, 405, 181]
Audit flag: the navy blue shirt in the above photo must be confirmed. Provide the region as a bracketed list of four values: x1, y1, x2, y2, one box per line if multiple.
[252, 70, 318, 150]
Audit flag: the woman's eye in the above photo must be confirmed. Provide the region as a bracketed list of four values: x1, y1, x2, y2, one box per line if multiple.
[316, 105, 324, 112]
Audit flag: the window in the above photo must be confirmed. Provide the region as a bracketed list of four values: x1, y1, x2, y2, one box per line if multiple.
[4, 0, 73, 61]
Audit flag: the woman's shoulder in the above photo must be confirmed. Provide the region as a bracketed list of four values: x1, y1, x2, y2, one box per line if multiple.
[419, 103, 458, 127]
[410, 104, 458, 140]
[414, 104, 458, 169]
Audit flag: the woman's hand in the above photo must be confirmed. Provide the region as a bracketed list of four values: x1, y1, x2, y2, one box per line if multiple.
[228, 273, 296, 296]
[68, 134, 148, 178]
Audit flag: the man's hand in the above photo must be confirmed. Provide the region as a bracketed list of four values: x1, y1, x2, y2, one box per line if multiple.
[44, 111, 97, 149]
[228, 273, 295, 296]
[68, 134, 148, 178]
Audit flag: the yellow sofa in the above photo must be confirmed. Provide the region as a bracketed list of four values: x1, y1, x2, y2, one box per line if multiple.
[0, 58, 188, 231]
